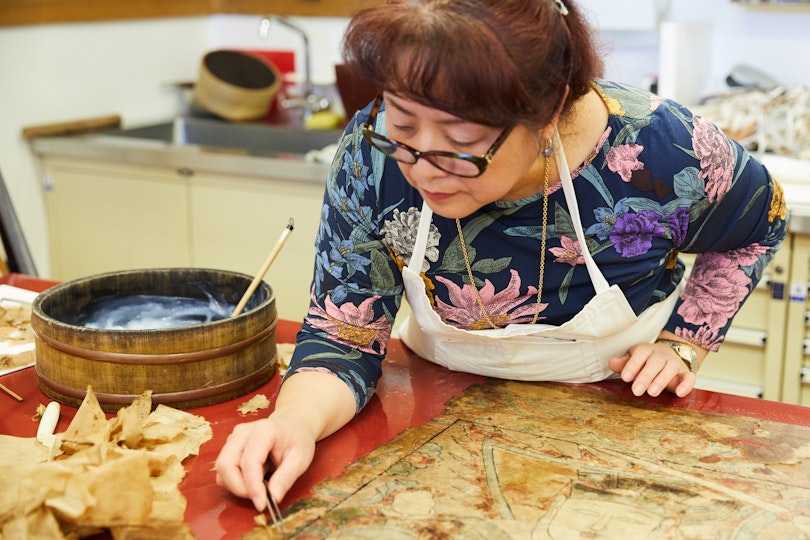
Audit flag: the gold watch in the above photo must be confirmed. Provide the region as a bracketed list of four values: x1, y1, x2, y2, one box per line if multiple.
[657, 340, 698, 373]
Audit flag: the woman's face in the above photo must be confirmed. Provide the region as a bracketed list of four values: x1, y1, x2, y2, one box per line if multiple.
[383, 92, 547, 219]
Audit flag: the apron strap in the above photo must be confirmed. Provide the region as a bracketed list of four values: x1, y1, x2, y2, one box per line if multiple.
[553, 129, 610, 294]
[407, 130, 610, 296]
[408, 200, 434, 270]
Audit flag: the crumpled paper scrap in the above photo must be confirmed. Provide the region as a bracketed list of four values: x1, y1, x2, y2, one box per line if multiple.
[237, 394, 271, 416]
[0, 386, 212, 539]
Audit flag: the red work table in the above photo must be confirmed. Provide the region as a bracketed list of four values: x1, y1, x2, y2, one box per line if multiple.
[2, 273, 810, 539]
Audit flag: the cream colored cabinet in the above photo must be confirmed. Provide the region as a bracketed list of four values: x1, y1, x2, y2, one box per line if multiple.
[190, 172, 324, 323]
[782, 233, 810, 406]
[42, 157, 193, 279]
[680, 244, 791, 401]
[41, 156, 325, 323]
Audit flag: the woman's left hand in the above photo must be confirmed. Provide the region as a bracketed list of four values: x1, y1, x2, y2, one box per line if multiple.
[608, 341, 698, 398]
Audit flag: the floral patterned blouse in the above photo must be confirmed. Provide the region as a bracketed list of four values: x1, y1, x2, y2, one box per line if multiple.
[286, 80, 789, 412]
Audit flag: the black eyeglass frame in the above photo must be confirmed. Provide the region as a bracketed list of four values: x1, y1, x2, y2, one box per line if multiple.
[361, 94, 513, 179]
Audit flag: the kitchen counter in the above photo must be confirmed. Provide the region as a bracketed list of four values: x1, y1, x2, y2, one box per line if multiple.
[30, 115, 343, 185]
[3, 274, 810, 538]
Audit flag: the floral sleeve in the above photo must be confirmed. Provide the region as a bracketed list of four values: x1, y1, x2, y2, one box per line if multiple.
[663, 115, 789, 351]
[284, 113, 402, 412]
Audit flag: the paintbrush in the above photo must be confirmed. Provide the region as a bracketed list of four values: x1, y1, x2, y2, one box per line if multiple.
[231, 219, 294, 317]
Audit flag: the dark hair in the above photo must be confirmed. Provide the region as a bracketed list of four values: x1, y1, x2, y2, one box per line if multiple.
[342, 0, 603, 128]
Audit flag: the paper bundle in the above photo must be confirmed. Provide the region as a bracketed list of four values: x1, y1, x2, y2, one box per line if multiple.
[0, 387, 212, 539]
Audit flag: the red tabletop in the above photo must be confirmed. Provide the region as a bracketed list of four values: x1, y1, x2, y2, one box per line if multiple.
[2, 273, 810, 539]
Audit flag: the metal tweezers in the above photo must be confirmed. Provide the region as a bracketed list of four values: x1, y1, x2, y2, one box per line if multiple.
[265, 487, 286, 535]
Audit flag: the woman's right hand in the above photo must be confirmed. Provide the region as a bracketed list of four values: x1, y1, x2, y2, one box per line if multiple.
[215, 410, 317, 511]
[214, 370, 358, 511]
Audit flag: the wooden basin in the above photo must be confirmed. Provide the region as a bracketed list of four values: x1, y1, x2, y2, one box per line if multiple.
[32, 268, 277, 411]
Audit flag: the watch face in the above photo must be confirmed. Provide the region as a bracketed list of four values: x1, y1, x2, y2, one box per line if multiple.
[676, 344, 697, 372]
[660, 340, 697, 372]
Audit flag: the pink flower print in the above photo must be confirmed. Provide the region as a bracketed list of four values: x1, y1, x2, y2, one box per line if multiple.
[606, 144, 644, 182]
[550, 235, 585, 266]
[674, 326, 724, 352]
[692, 115, 734, 203]
[677, 252, 751, 332]
[724, 243, 769, 267]
[434, 270, 546, 330]
[306, 290, 391, 354]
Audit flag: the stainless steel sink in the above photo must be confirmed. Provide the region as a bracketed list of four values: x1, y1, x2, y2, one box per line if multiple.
[102, 116, 343, 157]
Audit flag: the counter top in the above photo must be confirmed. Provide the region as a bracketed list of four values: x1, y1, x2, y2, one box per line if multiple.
[31, 132, 331, 184]
[3, 273, 810, 539]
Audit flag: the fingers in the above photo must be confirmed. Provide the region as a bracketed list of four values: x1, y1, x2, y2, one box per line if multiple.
[266, 445, 315, 504]
[674, 372, 697, 398]
[215, 419, 276, 512]
[214, 415, 317, 512]
[241, 426, 278, 511]
[613, 343, 694, 398]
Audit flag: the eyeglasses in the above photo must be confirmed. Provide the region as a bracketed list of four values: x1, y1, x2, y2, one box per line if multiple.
[361, 95, 513, 178]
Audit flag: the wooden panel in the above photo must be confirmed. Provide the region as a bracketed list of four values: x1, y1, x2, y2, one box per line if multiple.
[0, 0, 381, 27]
[0, 0, 209, 26]
[210, 0, 380, 17]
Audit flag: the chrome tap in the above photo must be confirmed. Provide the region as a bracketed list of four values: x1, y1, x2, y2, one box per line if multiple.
[258, 15, 330, 118]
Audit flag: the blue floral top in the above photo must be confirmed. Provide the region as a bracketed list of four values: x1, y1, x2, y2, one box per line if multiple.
[286, 80, 789, 412]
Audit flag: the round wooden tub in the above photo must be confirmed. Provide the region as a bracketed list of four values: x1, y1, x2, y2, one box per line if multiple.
[32, 268, 277, 411]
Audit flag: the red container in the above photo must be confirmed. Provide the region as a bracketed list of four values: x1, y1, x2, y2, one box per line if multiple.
[241, 49, 296, 123]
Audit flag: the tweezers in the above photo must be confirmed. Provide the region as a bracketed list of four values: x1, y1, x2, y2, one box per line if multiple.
[265, 487, 286, 535]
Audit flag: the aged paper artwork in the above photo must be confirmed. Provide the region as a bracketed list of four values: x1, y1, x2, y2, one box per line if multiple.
[245, 381, 810, 539]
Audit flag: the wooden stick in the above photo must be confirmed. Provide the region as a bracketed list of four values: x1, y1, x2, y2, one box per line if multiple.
[0, 382, 23, 401]
[231, 219, 294, 317]
[21, 114, 122, 140]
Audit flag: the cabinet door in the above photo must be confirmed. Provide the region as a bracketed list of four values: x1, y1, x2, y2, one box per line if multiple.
[43, 158, 192, 280]
[681, 245, 791, 401]
[190, 172, 324, 323]
[782, 233, 810, 405]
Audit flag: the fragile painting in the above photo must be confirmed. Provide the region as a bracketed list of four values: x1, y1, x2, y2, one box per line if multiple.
[245, 381, 810, 539]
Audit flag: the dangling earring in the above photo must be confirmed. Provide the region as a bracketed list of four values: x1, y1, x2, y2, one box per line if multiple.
[541, 139, 553, 159]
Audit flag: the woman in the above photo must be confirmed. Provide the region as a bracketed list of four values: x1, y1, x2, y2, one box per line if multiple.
[216, 0, 788, 511]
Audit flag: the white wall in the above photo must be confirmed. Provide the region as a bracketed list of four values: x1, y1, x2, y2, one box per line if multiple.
[2, 1, 809, 278]
[599, 0, 810, 95]
[0, 18, 208, 277]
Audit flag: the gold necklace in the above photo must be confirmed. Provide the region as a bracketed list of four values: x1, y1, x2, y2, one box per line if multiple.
[456, 157, 550, 329]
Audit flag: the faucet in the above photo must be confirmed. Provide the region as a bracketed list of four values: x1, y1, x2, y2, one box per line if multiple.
[258, 15, 330, 120]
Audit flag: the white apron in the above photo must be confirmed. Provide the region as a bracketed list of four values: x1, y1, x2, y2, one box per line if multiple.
[399, 130, 683, 382]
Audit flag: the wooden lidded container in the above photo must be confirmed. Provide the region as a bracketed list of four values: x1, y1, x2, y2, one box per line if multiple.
[32, 268, 277, 412]
[195, 50, 282, 122]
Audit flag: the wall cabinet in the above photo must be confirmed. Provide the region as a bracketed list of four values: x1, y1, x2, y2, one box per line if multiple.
[43, 159, 193, 277]
[42, 156, 324, 323]
[782, 233, 810, 406]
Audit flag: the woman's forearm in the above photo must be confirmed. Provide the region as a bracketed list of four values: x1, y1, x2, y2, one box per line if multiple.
[272, 370, 358, 442]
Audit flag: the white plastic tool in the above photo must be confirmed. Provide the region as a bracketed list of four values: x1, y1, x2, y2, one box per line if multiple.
[36, 401, 60, 450]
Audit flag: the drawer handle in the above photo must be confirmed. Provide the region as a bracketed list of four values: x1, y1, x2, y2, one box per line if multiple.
[725, 328, 766, 348]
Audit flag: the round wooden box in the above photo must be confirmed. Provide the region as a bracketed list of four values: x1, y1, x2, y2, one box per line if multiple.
[32, 268, 277, 411]
[195, 50, 281, 122]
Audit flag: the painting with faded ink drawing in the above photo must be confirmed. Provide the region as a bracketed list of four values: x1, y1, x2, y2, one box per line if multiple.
[243, 380, 810, 539]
